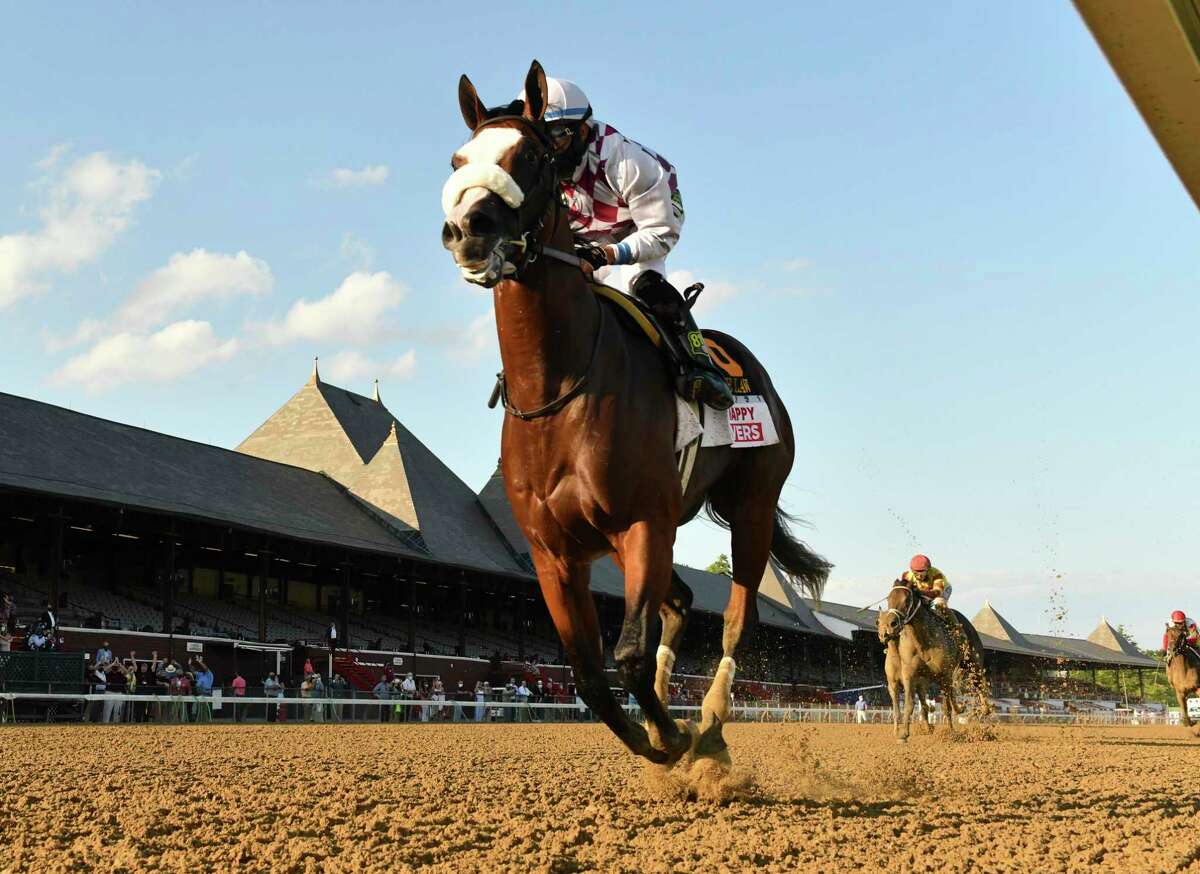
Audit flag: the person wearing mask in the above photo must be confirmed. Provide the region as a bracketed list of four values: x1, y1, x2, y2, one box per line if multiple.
[373, 676, 392, 723]
[231, 672, 247, 723]
[263, 672, 282, 723]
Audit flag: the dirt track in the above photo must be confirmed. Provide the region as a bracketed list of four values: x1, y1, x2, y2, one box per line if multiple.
[2, 721, 1199, 872]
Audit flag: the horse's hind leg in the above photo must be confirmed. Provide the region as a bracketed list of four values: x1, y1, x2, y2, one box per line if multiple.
[653, 571, 693, 715]
[531, 549, 671, 764]
[697, 499, 774, 753]
[612, 522, 690, 764]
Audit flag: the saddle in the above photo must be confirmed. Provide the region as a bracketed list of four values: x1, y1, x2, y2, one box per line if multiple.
[587, 282, 752, 394]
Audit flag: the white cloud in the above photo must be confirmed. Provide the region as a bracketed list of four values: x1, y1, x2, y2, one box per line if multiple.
[0, 149, 160, 307]
[45, 248, 272, 352]
[51, 320, 238, 392]
[260, 271, 407, 346]
[782, 258, 811, 272]
[323, 164, 390, 189]
[325, 348, 417, 383]
[114, 249, 272, 332]
[463, 310, 497, 361]
[667, 269, 739, 317]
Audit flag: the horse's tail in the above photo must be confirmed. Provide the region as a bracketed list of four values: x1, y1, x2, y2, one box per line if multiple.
[706, 499, 831, 600]
[769, 506, 831, 601]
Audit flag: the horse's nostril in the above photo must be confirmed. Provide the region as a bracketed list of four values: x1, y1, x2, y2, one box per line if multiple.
[462, 210, 495, 237]
[442, 221, 463, 247]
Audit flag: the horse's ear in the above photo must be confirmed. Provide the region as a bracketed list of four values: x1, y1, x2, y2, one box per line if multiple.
[522, 59, 548, 122]
[458, 74, 487, 130]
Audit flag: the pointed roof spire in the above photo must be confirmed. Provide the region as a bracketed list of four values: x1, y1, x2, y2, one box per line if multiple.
[373, 378, 382, 403]
[311, 355, 321, 384]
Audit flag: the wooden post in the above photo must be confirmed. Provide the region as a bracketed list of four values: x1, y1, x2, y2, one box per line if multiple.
[406, 563, 416, 655]
[517, 582, 526, 662]
[163, 535, 176, 660]
[1137, 668, 1145, 702]
[258, 550, 270, 643]
[340, 563, 351, 648]
[457, 571, 467, 657]
[49, 509, 64, 611]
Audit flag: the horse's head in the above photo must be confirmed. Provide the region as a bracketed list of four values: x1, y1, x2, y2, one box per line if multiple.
[877, 579, 916, 643]
[1165, 623, 1186, 655]
[441, 59, 559, 287]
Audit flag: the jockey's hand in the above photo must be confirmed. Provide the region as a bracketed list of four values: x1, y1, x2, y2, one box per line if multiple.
[573, 242, 612, 276]
[932, 596, 948, 609]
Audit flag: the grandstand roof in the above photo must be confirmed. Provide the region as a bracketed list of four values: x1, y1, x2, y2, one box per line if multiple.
[0, 392, 425, 559]
[237, 373, 529, 577]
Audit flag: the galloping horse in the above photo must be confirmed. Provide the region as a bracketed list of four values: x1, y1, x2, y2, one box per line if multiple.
[1164, 624, 1200, 732]
[877, 578, 990, 742]
[441, 60, 830, 765]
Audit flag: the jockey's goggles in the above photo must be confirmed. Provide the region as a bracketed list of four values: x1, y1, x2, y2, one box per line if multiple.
[547, 123, 578, 144]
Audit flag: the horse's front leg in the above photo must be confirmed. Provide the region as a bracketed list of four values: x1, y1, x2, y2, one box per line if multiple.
[531, 548, 670, 764]
[653, 572, 693, 726]
[899, 673, 917, 743]
[888, 678, 901, 738]
[941, 681, 958, 733]
[1176, 685, 1193, 729]
[612, 522, 690, 765]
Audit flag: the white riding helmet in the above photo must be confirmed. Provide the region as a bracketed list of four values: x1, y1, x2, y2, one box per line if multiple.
[518, 77, 591, 122]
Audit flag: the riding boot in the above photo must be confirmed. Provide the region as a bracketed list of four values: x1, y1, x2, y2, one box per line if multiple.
[629, 271, 735, 411]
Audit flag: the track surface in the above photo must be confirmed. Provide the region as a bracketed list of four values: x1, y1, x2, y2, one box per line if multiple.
[2, 722, 1199, 872]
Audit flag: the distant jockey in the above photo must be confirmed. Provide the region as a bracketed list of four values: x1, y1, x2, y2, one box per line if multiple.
[517, 76, 734, 411]
[1163, 610, 1199, 652]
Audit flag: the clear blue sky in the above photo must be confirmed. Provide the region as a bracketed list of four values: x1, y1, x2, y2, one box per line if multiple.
[2, 2, 1196, 649]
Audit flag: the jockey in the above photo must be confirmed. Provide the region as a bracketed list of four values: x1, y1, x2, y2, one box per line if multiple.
[902, 554, 952, 609]
[1163, 610, 1199, 651]
[519, 77, 734, 411]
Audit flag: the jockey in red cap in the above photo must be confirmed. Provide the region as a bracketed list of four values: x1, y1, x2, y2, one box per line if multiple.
[1163, 610, 1199, 651]
[902, 554, 960, 632]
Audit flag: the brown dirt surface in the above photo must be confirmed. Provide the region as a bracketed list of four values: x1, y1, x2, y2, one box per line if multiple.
[3, 722, 1200, 872]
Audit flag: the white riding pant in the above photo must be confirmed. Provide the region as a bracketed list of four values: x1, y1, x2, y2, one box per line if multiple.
[594, 257, 667, 295]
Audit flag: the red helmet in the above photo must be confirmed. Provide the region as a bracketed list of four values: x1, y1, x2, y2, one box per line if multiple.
[1172, 610, 1187, 624]
[910, 554, 931, 572]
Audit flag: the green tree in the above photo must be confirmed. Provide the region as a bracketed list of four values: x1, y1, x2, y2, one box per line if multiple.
[707, 554, 732, 577]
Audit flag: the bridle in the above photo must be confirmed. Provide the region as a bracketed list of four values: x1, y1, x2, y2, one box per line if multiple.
[465, 115, 603, 421]
[465, 115, 584, 280]
[1166, 628, 1199, 665]
[880, 583, 923, 643]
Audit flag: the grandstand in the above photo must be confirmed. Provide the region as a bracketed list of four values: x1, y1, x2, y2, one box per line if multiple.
[0, 370, 1159, 707]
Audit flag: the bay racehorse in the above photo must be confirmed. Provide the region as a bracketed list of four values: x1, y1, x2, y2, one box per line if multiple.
[441, 60, 830, 766]
[877, 578, 990, 742]
[1164, 624, 1200, 732]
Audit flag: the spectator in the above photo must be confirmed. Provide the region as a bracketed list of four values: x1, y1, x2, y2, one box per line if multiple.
[474, 680, 487, 722]
[264, 672, 282, 723]
[95, 641, 114, 667]
[431, 677, 446, 721]
[400, 672, 416, 722]
[312, 673, 326, 723]
[855, 694, 868, 724]
[89, 661, 108, 722]
[302, 657, 315, 677]
[26, 626, 48, 652]
[329, 674, 348, 722]
[105, 661, 127, 723]
[190, 657, 214, 723]
[373, 676, 392, 723]
[504, 677, 518, 722]
[515, 680, 532, 722]
[40, 601, 57, 633]
[135, 661, 152, 723]
[326, 621, 338, 654]
[231, 672, 247, 723]
[452, 680, 468, 722]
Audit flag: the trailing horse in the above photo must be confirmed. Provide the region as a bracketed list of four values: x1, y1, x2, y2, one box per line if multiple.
[1163, 624, 1200, 733]
[877, 578, 990, 742]
[441, 60, 831, 766]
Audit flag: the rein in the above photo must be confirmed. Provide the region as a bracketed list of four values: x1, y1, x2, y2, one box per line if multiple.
[467, 117, 604, 421]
